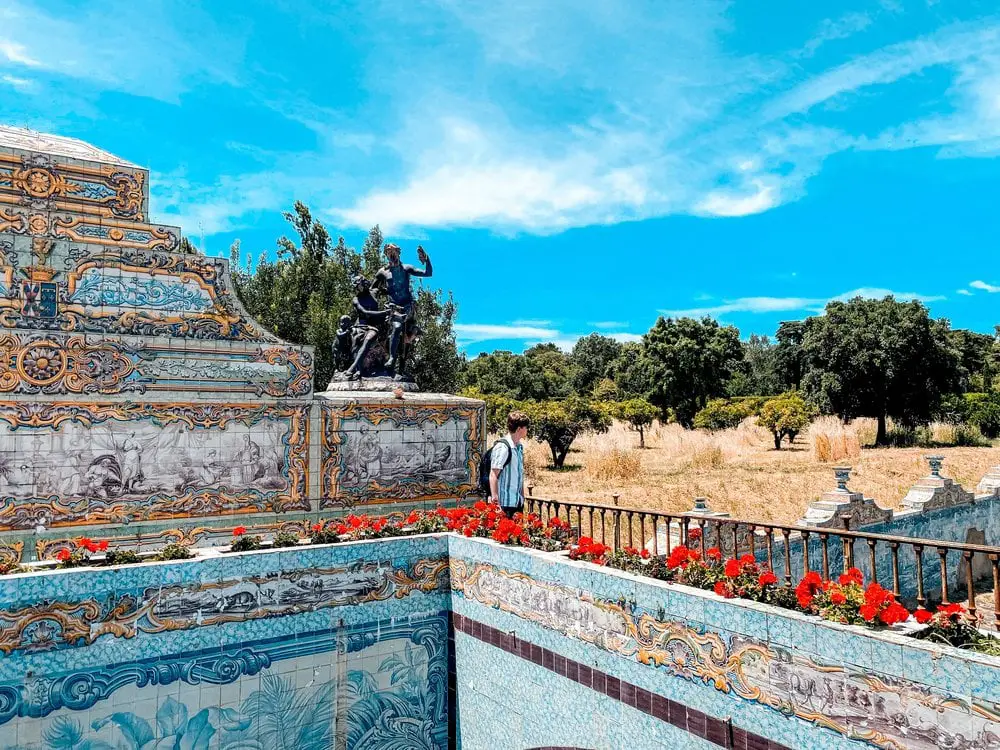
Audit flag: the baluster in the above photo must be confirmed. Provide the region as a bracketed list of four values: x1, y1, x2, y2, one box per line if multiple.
[868, 540, 878, 585]
[802, 531, 811, 574]
[820, 533, 830, 581]
[600, 509, 607, 544]
[664, 517, 672, 556]
[682, 517, 690, 548]
[699, 519, 708, 558]
[964, 551, 977, 619]
[938, 548, 950, 605]
[890, 543, 901, 597]
[715, 520, 723, 552]
[765, 529, 774, 572]
[748, 525, 756, 557]
[782, 529, 792, 586]
[652, 516, 660, 557]
[588, 508, 595, 539]
[992, 554, 1000, 630]
[731, 524, 740, 558]
[914, 545, 926, 610]
[626, 511, 634, 548]
[841, 515, 853, 572]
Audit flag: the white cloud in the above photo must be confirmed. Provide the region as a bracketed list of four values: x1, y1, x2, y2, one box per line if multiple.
[0, 40, 40, 66]
[662, 287, 946, 317]
[454, 323, 561, 344]
[590, 321, 629, 329]
[511, 319, 553, 327]
[971, 280, 1000, 292]
[958, 288, 974, 295]
[695, 182, 778, 217]
[801, 13, 873, 58]
[0, 0, 243, 102]
[0, 74, 33, 91]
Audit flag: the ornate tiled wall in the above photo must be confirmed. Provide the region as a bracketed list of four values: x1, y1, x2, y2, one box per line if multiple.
[448, 536, 1000, 750]
[0, 535, 450, 749]
[319, 393, 484, 510]
[0, 128, 484, 556]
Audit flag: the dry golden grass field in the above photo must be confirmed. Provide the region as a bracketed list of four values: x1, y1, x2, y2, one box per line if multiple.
[519, 417, 1000, 524]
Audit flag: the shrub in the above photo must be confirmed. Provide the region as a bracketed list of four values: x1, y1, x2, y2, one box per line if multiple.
[693, 399, 753, 432]
[758, 392, 813, 450]
[155, 543, 194, 561]
[612, 398, 659, 448]
[689, 445, 725, 469]
[964, 392, 1000, 438]
[272, 531, 301, 548]
[56, 537, 108, 568]
[568, 536, 611, 564]
[884, 425, 917, 448]
[230, 526, 262, 552]
[103, 549, 141, 566]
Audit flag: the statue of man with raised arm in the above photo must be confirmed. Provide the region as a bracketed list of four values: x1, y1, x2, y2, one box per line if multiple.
[371, 243, 432, 379]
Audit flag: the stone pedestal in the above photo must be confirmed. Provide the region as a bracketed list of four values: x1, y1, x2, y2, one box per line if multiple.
[317, 391, 484, 511]
[901, 457, 974, 512]
[798, 468, 893, 529]
[977, 466, 1000, 497]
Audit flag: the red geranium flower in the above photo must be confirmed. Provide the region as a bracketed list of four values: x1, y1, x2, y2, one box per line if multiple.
[839, 567, 864, 586]
[830, 590, 847, 605]
[714, 581, 733, 598]
[233, 526, 247, 536]
[724, 558, 742, 578]
[97, 540, 109, 552]
[56, 549, 71, 562]
[312, 523, 323, 533]
[706, 547, 722, 562]
[914, 608, 933, 624]
[758, 571, 778, 586]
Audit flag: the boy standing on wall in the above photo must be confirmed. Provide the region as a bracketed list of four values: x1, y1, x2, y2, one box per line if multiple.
[489, 411, 529, 518]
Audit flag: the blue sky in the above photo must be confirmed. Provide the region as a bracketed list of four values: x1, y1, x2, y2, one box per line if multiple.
[3, 1, 1000, 354]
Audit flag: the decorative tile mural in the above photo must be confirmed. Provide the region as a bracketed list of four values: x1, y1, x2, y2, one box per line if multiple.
[321, 399, 483, 508]
[0, 536, 450, 749]
[0, 237, 273, 341]
[0, 333, 313, 397]
[0, 402, 310, 530]
[450, 554, 1000, 750]
[0, 557, 448, 655]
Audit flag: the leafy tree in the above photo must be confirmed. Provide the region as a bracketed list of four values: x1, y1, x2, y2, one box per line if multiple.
[774, 321, 807, 391]
[462, 351, 542, 401]
[178, 236, 200, 254]
[727, 334, 783, 396]
[962, 392, 1000, 438]
[524, 397, 611, 468]
[758, 392, 813, 450]
[693, 398, 754, 432]
[524, 343, 577, 399]
[592, 377, 620, 402]
[570, 334, 623, 395]
[607, 342, 652, 399]
[948, 329, 996, 392]
[613, 398, 658, 448]
[643, 316, 744, 427]
[460, 388, 518, 433]
[800, 297, 963, 446]
[231, 203, 461, 391]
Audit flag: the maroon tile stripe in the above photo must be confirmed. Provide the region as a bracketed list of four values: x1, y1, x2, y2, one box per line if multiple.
[452, 612, 793, 750]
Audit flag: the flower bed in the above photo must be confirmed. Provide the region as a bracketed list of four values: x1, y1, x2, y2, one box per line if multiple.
[584, 533, 1000, 656]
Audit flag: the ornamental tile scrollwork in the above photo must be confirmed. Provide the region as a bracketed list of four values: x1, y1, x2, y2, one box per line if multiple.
[0, 334, 137, 394]
[0, 401, 310, 531]
[0, 153, 147, 221]
[450, 559, 1000, 750]
[70, 268, 214, 311]
[0, 542, 23, 568]
[0, 557, 449, 655]
[320, 401, 483, 508]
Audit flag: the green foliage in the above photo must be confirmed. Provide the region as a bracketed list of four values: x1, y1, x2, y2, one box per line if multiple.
[592, 377, 620, 402]
[272, 531, 301, 548]
[962, 392, 1000, 438]
[607, 342, 652, 399]
[462, 344, 576, 400]
[774, 321, 807, 391]
[523, 397, 611, 468]
[524, 344, 576, 399]
[612, 398, 658, 447]
[177, 237, 201, 254]
[461, 388, 518, 433]
[727, 334, 783, 396]
[155, 544, 194, 561]
[230, 534, 262, 552]
[103, 549, 142, 566]
[949, 329, 997, 391]
[693, 398, 755, 432]
[643, 316, 744, 427]
[800, 297, 963, 445]
[570, 334, 623, 395]
[758, 392, 813, 449]
[231, 204, 461, 392]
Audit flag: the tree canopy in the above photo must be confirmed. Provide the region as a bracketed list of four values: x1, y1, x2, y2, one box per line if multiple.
[642, 316, 744, 427]
[799, 297, 963, 445]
